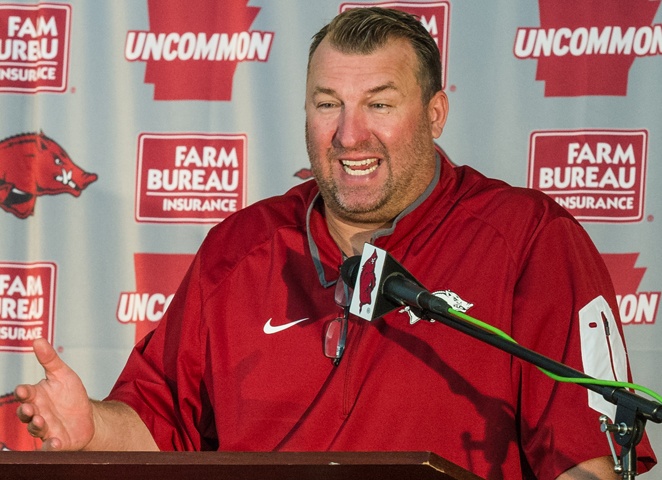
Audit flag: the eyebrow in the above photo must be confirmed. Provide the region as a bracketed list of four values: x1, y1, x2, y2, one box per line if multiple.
[367, 82, 399, 95]
[312, 82, 400, 97]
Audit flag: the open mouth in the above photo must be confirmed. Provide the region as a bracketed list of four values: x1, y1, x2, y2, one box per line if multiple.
[340, 158, 380, 176]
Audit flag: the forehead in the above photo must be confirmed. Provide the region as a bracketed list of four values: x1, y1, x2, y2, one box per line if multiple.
[307, 37, 420, 95]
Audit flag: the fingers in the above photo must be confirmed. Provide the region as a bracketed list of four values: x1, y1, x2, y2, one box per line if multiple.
[16, 403, 62, 450]
[13, 340, 59, 441]
[26, 414, 46, 437]
[14, 383, 32, 402]
[16, 403, 47, 440]
[41, 437, 62, 451]
[32, 338, 63, 374]
[13, 340, 58, 404]
[14, 384, 42, 431]
[15, 397, 44, 436]
[15, 399, 36, 423]
[12, 339, 72, 451]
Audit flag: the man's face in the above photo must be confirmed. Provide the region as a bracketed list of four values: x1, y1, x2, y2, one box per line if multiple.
[305, 37, 448, 226]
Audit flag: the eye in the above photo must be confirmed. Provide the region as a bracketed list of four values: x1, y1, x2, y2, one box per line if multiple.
[317, 101, 338, 110]
[54, 156, 63, 165]
[370, 103, 390, 110]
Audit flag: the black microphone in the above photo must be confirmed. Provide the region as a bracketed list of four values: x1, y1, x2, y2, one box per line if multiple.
[339, 255, 361, 286]
[341, 245, 451, 321]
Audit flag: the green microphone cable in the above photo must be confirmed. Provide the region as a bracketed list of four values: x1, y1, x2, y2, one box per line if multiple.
[448, 307, 662, 404]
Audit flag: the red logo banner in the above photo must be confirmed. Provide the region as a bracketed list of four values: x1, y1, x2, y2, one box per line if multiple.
[528, 129, 647, 222]
[125, 0, 273, 101]
[116, 253, 194, 343]
[0, 262, 56, 353]
[135, 133, 247, 224]
[0, 3, 71, 93]
[340, 1, 451, 90]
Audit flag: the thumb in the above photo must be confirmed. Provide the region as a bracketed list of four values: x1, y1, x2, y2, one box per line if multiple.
[32, 338, 65, 376]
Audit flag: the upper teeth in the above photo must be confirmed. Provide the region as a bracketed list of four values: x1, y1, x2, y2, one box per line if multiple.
[341, 158, 379, 176]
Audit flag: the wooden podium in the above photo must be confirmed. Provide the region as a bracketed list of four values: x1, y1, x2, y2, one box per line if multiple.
[0, 451, 485, 479]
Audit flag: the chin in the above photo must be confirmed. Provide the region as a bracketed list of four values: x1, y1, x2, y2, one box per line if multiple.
[336, 203, 394, 225]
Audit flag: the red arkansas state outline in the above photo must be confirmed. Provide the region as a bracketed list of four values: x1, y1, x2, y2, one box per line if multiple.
[118, 253, 194, 344]
[535, 0, 660, 96]
[142, 0, 263, 100]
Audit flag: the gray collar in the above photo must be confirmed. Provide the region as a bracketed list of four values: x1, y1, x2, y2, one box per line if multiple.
[306, 153, 442, 288]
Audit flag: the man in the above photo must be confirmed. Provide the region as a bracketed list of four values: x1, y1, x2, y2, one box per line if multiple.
[14, 7, 656, 479]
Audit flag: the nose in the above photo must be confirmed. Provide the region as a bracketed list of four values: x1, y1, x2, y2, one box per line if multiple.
[332, 106, 371, 149]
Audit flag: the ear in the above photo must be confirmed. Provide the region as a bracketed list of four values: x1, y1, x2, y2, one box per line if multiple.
[428, 90, 449, 139]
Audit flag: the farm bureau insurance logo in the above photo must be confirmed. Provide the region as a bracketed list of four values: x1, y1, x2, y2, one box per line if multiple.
[0, 3, 71, 93]
[116, 253, 194, 343]
[527, 129, 647, 223]
[0, 262, 55, 353]
[340, 1, 450, 90]
[136, 133, 247, 224]
[513, 0, 661, 96]
[602, 253, 659, 325]
[124, 0, 273, 101]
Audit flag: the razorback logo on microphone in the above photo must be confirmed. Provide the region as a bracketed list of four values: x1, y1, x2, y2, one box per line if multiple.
[602, 253, 659, 326]
[340, 2, 450, 90]
[125, 0, 273, 101]
[350, 246, 383, 320]
[135, 133, 247, 223]
[117, 253, 194, 343]
[400, 289, 473, 325]
[514, 0, 661, 96]
[358, 250, 379, 314]
[0, 262, 55, 353]
[0, 3, 71, 94]
[527, 129, 647, 223]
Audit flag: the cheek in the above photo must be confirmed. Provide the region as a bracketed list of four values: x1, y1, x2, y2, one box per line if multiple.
[306, 120, 324, 144]
[308, 112, 339, 137]
[305, 124, 329, 166]
[373, 114, 417, 145]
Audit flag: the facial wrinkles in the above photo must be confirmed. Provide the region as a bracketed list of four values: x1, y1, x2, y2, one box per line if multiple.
[330, 138, 387, 176]
[326, 140, 391, 214]
[305, 39, 438, 225]
[306, 108, 434, 225]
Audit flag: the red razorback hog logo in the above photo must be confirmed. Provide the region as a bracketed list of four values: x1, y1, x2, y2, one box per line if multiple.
[514, 0, 661, 96]
[359, 250, 379, 313]
[0, 132, 97, 219]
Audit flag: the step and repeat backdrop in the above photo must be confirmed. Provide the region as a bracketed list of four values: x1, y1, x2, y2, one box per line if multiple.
[0, 0, 661, 469]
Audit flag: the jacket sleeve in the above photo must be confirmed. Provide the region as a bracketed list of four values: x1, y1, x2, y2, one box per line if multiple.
[106, 250, 213, 451]
[511, 215, 656, 479]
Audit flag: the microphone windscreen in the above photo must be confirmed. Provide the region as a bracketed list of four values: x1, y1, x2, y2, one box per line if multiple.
[340, 255, 362, 287]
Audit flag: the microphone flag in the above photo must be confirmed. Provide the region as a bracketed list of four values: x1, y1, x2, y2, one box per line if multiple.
[348, 244, 425, 321]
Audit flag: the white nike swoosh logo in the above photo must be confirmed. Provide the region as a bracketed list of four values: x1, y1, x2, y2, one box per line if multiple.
[263, 317, 309, 334]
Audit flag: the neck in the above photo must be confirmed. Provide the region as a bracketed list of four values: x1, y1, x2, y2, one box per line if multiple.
[325, 208, 391, 257]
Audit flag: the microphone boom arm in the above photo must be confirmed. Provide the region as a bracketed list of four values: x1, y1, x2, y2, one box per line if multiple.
[341, 247, 660, 478]
[381, 275, 661, 479]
